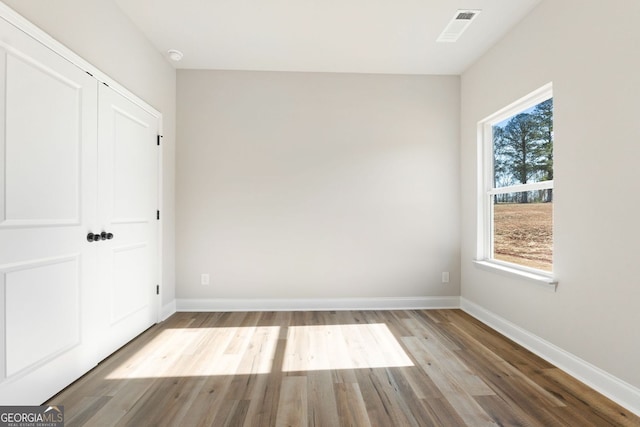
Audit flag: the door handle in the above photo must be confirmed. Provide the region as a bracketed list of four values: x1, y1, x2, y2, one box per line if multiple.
[87, 232, 114, 242]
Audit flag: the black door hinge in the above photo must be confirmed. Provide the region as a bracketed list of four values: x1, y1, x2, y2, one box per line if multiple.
[156, 210, 160, 220]
[157, 135, 162, 146]
[156, 285, 160, 295]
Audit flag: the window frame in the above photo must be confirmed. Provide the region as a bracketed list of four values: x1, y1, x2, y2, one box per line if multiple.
[476, 83, 557, 286]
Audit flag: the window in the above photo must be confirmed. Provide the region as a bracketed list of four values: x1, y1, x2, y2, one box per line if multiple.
[478, 84, 554, 278]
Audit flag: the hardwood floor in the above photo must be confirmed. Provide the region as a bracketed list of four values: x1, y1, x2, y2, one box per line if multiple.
[47, 310, 640, 426]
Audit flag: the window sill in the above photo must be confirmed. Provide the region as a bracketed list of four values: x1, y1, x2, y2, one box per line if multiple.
[473, 260, 558, 291]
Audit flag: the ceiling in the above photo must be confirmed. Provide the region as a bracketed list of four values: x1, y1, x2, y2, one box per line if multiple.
[114, 0, 541, 75]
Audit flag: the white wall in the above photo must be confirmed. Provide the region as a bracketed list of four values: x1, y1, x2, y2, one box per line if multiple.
[177, 70, 460, 301]
[461, 0, 640, 390]
[1, 0, 177, 309]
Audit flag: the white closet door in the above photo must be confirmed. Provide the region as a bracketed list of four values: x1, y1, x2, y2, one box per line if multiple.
[0, 19, 98, 404]
[95, 84, 159, 361]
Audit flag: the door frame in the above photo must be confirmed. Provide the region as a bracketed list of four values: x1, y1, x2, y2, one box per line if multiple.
[0, 3, 164, 322]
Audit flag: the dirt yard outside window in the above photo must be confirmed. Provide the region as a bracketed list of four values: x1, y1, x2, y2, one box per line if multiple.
[493, 203, 553, 271]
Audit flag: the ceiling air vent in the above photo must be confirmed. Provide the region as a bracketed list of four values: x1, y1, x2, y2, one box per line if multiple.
[437, 9, 481, 43]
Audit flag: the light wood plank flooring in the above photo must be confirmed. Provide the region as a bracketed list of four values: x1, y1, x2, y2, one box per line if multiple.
[47, 310, 640, 426]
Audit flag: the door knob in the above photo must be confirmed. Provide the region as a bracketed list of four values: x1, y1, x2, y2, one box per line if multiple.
[87, 231, 114, 242]
[101, 231, 114, 240]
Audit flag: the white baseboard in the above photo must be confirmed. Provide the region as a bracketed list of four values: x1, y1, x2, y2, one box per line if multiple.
[176, 296, 460, 312]
[460, 297, 640, 417]
[160, 300, 177, 321]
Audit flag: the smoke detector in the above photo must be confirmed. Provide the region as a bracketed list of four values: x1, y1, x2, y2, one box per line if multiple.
[437, 9, 482, 42]
[167, 49, 184, 62]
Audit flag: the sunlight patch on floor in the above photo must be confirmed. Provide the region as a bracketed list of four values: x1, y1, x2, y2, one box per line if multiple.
[282, 323, 413, 372]
[105, 322, 413, 380]
[105, 326, 281, 379]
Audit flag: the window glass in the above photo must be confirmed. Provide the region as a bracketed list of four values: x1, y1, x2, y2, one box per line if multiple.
[492, 99, 553, 188]
[492, 191, 553, 271]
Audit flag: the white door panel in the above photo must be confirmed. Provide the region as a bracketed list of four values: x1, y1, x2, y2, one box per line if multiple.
[3, 53, 82, 224]
[111, 243, 149, 322]
[111, 107, 154, 222]
[3, 256, 80, 378]
[0, 18, 98, 404]
[96, 85, 158, 361]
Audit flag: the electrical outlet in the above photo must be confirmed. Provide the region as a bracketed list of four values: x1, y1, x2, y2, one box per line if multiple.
[442, 272, 450, 283]
[201, 273, 210, 285]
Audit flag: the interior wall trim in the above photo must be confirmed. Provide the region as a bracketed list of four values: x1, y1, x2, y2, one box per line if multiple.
[460, 297, 640, 417]
[161, 301, 177, 321]
[176, 296, 460, 312]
